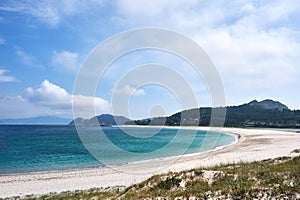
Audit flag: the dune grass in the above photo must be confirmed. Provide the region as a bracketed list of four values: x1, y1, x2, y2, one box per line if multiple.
[121, 155, 300, 199]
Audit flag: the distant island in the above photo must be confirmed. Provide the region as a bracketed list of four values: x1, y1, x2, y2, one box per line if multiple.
[68, 114, 130, 127]
[70, 99, 300, 128]
[0, 116, 71, 125]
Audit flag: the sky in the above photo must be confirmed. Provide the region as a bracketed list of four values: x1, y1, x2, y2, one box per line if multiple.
[0, 0, 300, 120]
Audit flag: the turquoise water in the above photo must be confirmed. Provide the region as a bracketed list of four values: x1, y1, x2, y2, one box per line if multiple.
[0, 125, 235, 174]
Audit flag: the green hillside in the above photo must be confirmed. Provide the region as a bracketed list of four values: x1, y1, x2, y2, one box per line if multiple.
[127, 100, 300, 128]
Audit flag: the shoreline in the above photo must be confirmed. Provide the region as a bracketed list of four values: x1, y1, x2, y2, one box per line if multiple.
[1, 127, 300, 198]
[0, 126, 238, 177]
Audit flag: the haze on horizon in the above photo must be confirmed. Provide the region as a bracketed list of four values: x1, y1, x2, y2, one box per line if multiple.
[0, 0, 300, 120]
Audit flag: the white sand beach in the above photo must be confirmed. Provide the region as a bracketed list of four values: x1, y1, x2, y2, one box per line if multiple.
[0, 127, 300, 198]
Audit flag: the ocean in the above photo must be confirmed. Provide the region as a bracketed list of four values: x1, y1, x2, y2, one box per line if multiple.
[0, 125, 236, 174]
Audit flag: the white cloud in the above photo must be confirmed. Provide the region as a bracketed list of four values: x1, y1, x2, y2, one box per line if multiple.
[0, 94, 73, 119]
[116, 0, 198, 19]
[52, 50, 79, 72]
[196, 27, 300, 89]
[115, 0, 300, 105]
[116, 0, 170, 18]
[15, 48, 37, 66]
[72, 94, 110, 118]
[113, 84, 145, 96]
[0, 37, 5, 45]
[0, 95, 43, 119]
[26, 80, 70, 108]
[26, 80, 110, 118]
[0, 1, 60, 26]
[115, 0, 201, 28]
[1, 0, 300, 115]
[0, 68, 17, 82]
[0, 0, 103, 27]
[233, 1, 298, 30]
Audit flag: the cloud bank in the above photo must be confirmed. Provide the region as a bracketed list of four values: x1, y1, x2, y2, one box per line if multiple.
[0, 68, 17, 82]
[52, 50, 79, 72]
[0, 0, 104, 27]
[115, 0, 300, 105]
[1, 0, 300, 118]
[112, 84, 145, 96]
[26, 80, 110, 118]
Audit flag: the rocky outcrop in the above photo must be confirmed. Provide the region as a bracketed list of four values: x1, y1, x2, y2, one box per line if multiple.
[248, 99, 288, 111]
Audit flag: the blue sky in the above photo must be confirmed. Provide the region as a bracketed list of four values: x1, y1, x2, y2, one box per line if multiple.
[0, 0, 300, 119]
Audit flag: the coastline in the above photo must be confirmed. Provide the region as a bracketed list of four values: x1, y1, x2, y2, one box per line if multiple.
[1, 127, 300, 198]
[0, 126, 237, 176]
[0, 126, 238, 177]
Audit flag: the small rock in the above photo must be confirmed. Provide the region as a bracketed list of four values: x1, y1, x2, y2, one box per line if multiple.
[179, 180, 186, 188]
[206, 190, 212, 195]
[186, 171, 195, 177]
[202, 170, 224, 185]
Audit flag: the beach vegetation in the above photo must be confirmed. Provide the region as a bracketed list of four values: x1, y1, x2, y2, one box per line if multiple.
[292, 148, 300, 153]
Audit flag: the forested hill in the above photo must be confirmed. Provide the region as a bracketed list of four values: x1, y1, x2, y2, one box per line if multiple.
[68, 114, 130, 126]
[126, 99, 300, 128]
